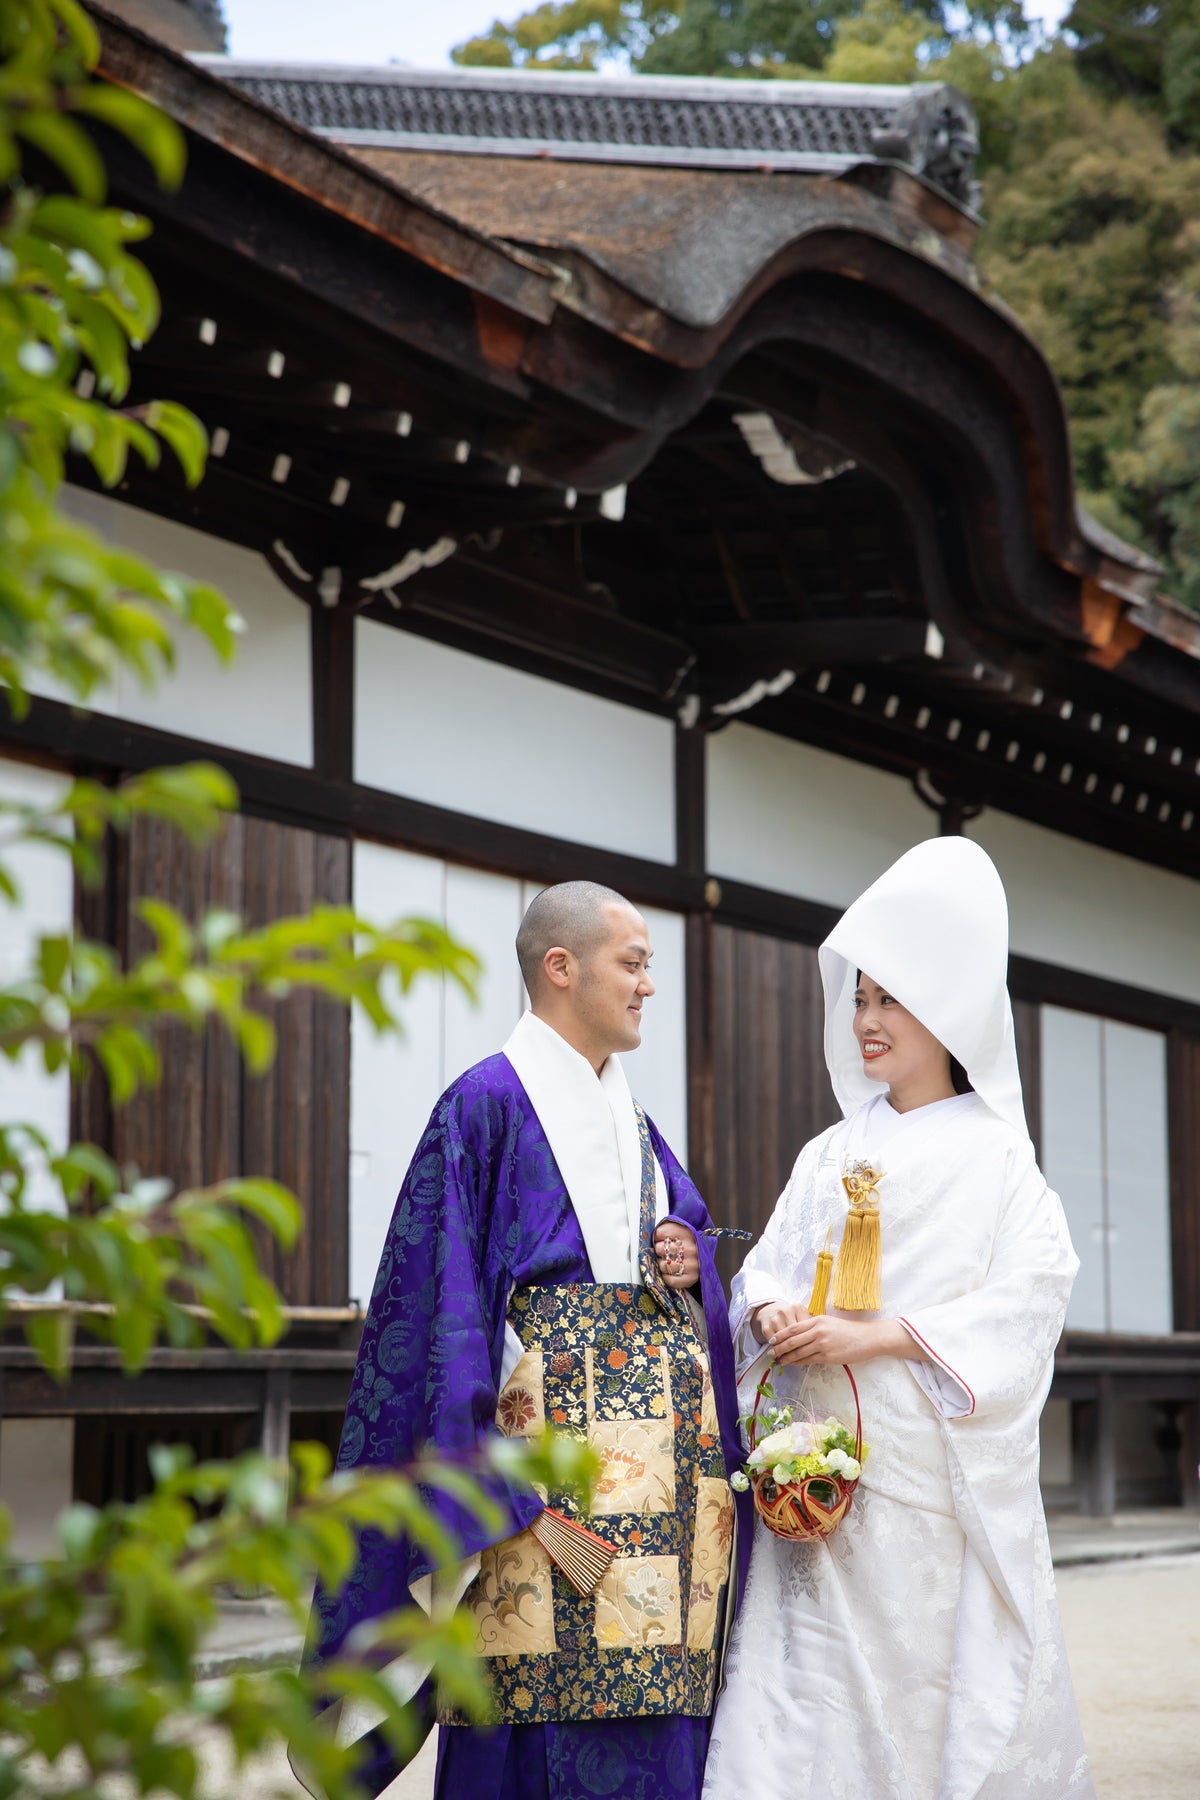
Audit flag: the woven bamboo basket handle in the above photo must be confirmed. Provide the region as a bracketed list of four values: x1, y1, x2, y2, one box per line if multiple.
[749, 1360, 862, 1461]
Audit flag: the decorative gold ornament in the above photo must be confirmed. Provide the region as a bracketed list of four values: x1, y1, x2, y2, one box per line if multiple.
[831, 1160, 884, 1311]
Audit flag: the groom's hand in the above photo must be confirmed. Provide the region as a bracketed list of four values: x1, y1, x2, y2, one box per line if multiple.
[654, 1220, 699, 1289]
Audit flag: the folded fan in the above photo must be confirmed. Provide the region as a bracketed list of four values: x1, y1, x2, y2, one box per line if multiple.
[529, 1507, 617, 1596]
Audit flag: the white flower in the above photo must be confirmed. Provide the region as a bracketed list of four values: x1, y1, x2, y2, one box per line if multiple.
[747, 1448, 764, 1468]
[754, 1426, 794, 1463]
[842, 1456, 861, 1480]
[824, 1448, 849, 1474]
[772, 1463, 791, 1485]
[730, 1470, 750, 1492]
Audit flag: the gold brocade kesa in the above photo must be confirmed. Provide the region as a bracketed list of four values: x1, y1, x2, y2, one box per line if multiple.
[831, 1160, 885, 1312]
[439, 1281, 734, 1726]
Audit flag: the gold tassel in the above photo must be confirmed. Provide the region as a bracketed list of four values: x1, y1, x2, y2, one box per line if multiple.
[831, 1162, 884, 1312]
[806, 1227, 834, 1316]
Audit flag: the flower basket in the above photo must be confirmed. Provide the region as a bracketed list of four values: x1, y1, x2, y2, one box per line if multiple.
[746, 1364, 864, 1543]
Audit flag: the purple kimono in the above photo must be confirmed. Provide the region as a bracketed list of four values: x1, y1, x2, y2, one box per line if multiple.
[313, 1050, 751, 1800]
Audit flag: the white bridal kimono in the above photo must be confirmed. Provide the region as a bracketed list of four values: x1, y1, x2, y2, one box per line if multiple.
[703, 838, 1094, 1800]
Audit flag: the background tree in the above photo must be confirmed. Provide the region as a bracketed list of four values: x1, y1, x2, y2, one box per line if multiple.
[454, 0, 1200, 610]
[1, 6, 593, 1797]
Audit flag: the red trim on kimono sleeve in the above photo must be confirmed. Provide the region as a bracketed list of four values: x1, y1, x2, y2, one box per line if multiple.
[898, 1317, 977, 1416]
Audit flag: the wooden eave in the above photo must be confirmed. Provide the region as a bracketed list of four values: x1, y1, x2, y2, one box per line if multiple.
[45, 10, 1194, 882]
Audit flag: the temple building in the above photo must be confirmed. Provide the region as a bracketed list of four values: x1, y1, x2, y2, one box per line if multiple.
[2, 3, 1198, 1547]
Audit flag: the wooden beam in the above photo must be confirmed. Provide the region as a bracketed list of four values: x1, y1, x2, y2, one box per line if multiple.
[693, 617, 930, 671]
[311, 603, 355, 783]
[375, 550, 693, 704]
[674, 722, 706, 878]
[0, 695, 703, 915]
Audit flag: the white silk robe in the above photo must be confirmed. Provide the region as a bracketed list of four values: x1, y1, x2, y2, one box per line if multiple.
[703, 1095, 1094, 1800]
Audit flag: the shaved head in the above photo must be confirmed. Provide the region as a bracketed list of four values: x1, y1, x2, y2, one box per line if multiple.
[517, 881, 636, 999]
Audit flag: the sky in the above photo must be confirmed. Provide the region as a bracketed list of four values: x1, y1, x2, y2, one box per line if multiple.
[219, 0, 1074, 68]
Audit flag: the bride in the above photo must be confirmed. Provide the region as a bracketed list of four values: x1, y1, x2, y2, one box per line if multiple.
[703, 837, 1094, 1800]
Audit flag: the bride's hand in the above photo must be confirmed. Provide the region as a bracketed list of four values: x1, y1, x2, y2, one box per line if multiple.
[767, 1313, 916, 1367]
[752, 1300, 809, 1345]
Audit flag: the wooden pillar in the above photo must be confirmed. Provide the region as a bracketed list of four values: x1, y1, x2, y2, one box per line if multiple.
[311, 601, 355, 783]
[678, 719, 715, 1202]
[1179, 1393, 1200, 1511]
[1167, 1027, 1200, 1331]
[261, 1368, 292, 1462]
[674, 720, 705, 878]
[1076, 1374, 1117, 1517]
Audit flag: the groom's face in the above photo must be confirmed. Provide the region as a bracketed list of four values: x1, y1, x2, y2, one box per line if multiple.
[573, 903, 656, 1060]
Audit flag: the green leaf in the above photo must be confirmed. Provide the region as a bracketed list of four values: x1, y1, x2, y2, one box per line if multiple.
[218, 1179, 302, 1250]
[71, 85, 186, 191]
[71, 293, 131, 399]
[234, 1009, 276, 1073]
[51, 0, 102, 66]
[15, 111, 106, 203]
[24, 1308, 74, 1382]
[57, 1501, 101, 1562]
[144, 399, 208, 486]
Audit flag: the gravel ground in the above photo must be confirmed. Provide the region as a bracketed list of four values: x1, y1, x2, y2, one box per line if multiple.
[1056, 1552, 1200, 1800]
[221, 1552, 1200, 1798]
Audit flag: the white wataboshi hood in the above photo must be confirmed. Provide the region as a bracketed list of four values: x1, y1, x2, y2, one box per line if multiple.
[818, 836, 1028, 1138]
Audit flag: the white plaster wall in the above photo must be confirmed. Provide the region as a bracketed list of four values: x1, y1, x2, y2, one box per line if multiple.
[706, 724, 933, 908]
[622, 904, 687, 1157]
[349, 844, 450, 1308]
[0, 1419, 73, 1558]
[349, 849, 688, 1304]
[354, 621, 675, 863]
[51, 487, 313, 764]
[707, 723, 1200, 1004]
[971, 811, 1200, 1005]
[0, 758, 73, 1212]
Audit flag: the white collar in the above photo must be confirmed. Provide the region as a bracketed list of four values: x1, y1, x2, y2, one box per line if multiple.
[502, 1011, 650, 1282]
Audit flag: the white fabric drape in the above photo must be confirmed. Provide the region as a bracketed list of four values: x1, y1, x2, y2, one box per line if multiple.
[502, 1010, 667, 1288]
[705, 839, 1093, 1800]
[820, 834, 1027, 1136]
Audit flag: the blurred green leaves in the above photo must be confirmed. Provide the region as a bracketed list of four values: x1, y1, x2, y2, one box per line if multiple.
[0, 13, 566, 1800]
[1, 0, 231, 717]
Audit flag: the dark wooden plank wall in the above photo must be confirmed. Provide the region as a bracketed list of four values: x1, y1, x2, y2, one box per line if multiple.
[80, 811, 351, 1308]
[1167, 1028, 1200, 1332]
[690, 920, 839, 1284]
[690, 931, 1054, 1289]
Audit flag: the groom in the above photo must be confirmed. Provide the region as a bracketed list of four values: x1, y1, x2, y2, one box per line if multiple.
[312, 881, 750, 1800]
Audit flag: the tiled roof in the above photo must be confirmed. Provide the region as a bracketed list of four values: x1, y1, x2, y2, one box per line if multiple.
[192, 62, 981, 207]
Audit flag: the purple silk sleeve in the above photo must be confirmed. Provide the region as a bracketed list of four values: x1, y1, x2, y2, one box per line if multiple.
[313, 1054, 589, 1665]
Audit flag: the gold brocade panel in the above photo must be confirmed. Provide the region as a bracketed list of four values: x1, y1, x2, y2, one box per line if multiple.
[440, 1282, 733, 1726]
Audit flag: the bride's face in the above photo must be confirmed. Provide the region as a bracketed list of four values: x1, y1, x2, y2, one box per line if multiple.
[852, 974, 950, 1092]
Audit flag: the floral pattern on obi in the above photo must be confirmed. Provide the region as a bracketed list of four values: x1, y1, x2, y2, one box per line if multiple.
[595, 1555, 681, 1649]
[468, 1530, 556, 1656]
[440, 1280, 733, 1727]
[496, 1350, 545, 1437]
[589, 1418, 676, 1514]
[688, 1478, 735, 1650]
